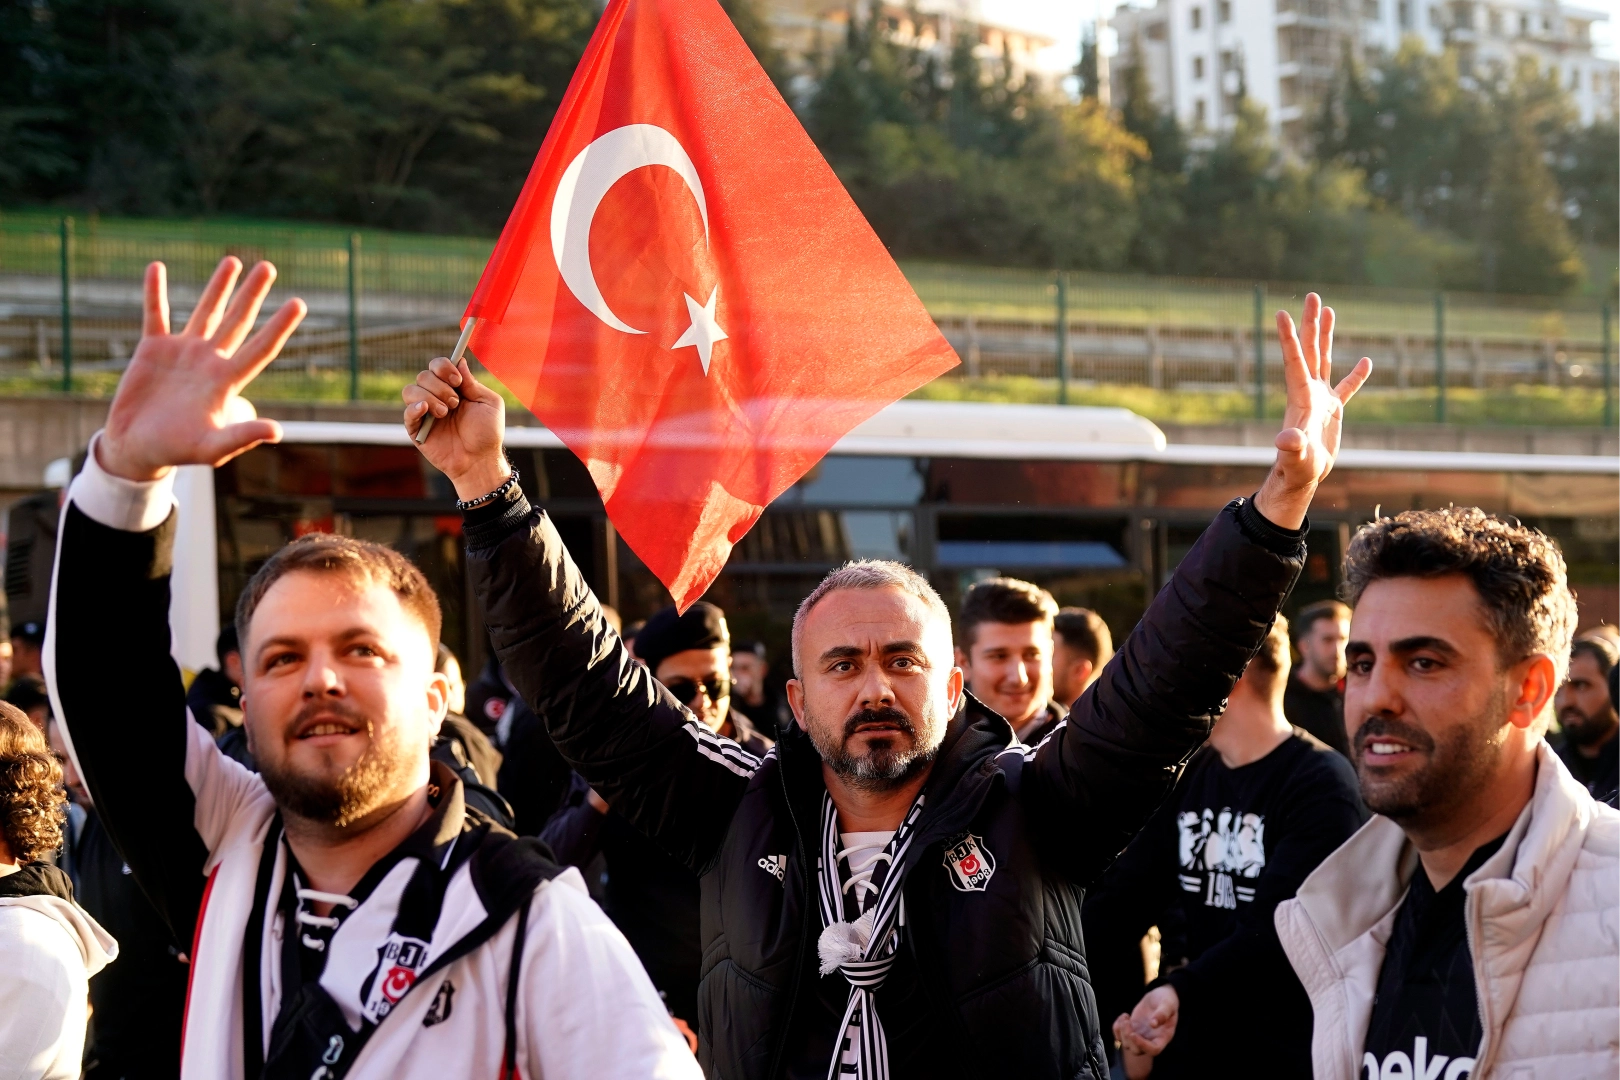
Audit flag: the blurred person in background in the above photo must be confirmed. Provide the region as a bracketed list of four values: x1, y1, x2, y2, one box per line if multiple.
[1554, 636, 1618, 807]
[11, 620, 45, 682]
[1051, 607, 1112, 713]
[1276, 508, 1618, 1080]
[463, 656, 518, 742]
[1096, 618, 1365, 1078]
[731, 639, 789, 731]
[0, 700, 117, 1080]
[186, 624, 245, 739]
[540, 603, 773, 1040]
[955, 577, 1063, 744]
[7, 675, 52, 732]
[1284, 600, 1352, 756]
[47, 717, 189, 1080]
[432, 643, 512, 827]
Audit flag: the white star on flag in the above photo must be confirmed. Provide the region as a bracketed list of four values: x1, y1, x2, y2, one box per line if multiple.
[672, 285, 727, 375]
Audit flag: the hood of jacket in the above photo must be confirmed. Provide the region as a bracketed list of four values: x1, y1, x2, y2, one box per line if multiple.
[0, 863, 118, 977]
[1276, 739, 1619, 1080]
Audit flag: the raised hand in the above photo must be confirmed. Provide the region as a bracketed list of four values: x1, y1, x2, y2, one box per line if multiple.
[100, 258, 307, 482]
[1253, 293, 1372, 530]
[403, 355, 510, 501]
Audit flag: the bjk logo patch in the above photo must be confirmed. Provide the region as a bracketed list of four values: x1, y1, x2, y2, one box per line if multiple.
[943, 834, 996, 892]
[362, 933, 432, 1023]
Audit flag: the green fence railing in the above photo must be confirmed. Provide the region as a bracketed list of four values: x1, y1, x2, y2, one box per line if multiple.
[0, 211, 1613, 425]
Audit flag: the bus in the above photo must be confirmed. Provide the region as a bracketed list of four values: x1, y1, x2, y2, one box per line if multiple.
[161, 400, 1618, 682]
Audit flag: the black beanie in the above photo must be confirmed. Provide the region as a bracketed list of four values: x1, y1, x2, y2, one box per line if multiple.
[634, 602, 729, 675]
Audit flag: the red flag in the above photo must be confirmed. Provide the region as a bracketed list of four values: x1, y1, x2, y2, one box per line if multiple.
[462, 0, 957, 610]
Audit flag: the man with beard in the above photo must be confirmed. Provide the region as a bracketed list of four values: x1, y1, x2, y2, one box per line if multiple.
[1554, 637, 1618, 807]
[403, 292, 1371, 1079]
[1276, 508, 1620, 1080]
[45, 257, 698, 1079]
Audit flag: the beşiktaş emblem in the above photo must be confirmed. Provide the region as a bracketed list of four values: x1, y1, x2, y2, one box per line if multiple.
[361, 933, 432, 1023]
[422, 979, 455, 1027]
[757, 854, 787, 883]
[943, 833, 996, 891]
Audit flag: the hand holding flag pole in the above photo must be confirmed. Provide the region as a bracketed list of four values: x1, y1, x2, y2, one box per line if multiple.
[411, 316, 479, 445]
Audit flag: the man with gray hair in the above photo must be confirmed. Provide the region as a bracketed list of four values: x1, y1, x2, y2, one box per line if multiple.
[406, 294, 1370, 1079]
[1275, 507, 1619, 1080]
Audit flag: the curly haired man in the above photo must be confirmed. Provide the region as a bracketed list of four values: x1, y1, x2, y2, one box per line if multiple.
[0, 700, 116, 1080]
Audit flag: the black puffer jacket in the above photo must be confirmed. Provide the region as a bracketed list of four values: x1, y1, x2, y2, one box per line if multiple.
[466, 491, 1305, 1080]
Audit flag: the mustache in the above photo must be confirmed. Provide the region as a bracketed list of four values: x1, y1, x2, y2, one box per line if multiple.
[842, 706, 916, 741]
[1354, 715, 1436, 755]
[289, 699, 371, 738]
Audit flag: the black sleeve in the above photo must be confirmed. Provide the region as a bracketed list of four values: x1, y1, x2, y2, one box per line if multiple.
[465, 487, 755, 874]
[47, 506, 212, 944]
[1164, 750, 1365, 1014]
[1023, 497, 1307, 884]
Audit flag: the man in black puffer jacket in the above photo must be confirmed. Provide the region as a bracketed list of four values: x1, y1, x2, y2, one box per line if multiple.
[403, 294, 1369, 1080]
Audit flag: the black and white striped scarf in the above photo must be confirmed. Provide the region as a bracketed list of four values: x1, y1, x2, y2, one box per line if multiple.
[815, 790, 926, 1080]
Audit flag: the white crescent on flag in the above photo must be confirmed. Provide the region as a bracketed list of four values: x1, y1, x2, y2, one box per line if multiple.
[550, 123, 727, 373]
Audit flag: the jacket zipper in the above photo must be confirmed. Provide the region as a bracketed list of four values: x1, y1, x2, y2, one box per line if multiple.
[767, 758, 814, 1080]
[1462, 886, 1494, 1076]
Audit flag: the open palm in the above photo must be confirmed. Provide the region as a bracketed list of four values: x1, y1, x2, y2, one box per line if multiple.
[99, 258, 306, 482]
[1253, 293, 1372, 528]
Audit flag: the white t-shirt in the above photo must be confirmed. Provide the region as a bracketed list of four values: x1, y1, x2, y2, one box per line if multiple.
[834, 830, 895, 1073]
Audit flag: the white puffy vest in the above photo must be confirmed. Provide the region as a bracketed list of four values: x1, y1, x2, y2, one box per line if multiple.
[1275, 741, 1620, 1080]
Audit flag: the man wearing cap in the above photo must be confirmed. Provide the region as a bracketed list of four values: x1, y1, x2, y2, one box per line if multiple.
[541, 602, 773, 1041]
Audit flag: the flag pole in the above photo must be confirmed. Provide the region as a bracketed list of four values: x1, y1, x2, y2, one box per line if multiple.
[414, 316, 479, 445]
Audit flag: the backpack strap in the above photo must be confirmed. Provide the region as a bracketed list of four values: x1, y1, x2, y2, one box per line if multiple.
[500, 895, 534, 1080]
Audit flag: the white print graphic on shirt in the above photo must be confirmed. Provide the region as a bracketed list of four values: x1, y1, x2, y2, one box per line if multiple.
[362, 933, 433, 1023]
[1176, 807, 1264, 909]
[757, 854, 787, 883]
[1363, 1038, 1473, 1080]
[942, 833, 996, 891]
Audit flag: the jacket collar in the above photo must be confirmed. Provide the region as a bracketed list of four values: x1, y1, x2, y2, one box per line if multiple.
[1292, 740, 1597, 955]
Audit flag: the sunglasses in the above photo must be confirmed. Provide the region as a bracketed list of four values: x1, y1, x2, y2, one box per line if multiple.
[664, 674, 731, 706]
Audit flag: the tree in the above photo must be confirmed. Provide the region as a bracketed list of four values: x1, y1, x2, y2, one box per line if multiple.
[1479, 62, 1584, 294]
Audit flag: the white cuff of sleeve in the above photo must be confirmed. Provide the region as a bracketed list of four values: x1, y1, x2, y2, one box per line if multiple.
[68, 431, 178, 533]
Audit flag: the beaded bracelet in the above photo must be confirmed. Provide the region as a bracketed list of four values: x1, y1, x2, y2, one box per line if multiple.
[455, 467, 521, 511]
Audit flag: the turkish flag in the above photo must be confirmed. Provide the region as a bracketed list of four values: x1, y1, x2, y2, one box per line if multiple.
[462, 0, 957, 609]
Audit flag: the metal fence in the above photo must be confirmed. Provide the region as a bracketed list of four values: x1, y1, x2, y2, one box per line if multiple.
[2, 213, 1614, 423]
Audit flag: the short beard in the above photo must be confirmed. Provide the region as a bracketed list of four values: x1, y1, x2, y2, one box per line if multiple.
[257, 701, 414, 828]
[808, 705, 938, 794]
[1560, 706, 1619, 749]
[1355, 688, 1506, 824]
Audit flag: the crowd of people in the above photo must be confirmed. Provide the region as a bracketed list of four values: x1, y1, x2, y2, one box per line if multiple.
[0, 256, 1615, 1080]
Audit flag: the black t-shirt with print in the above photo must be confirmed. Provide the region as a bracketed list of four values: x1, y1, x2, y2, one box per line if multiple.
[1082, 730, 1366, 1078]
[1362, 834, 1509, 1080]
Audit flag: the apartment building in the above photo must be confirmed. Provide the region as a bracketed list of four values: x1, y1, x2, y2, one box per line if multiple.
[1110, 0, 1617, 147]
[763, 0, 1059, 100]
